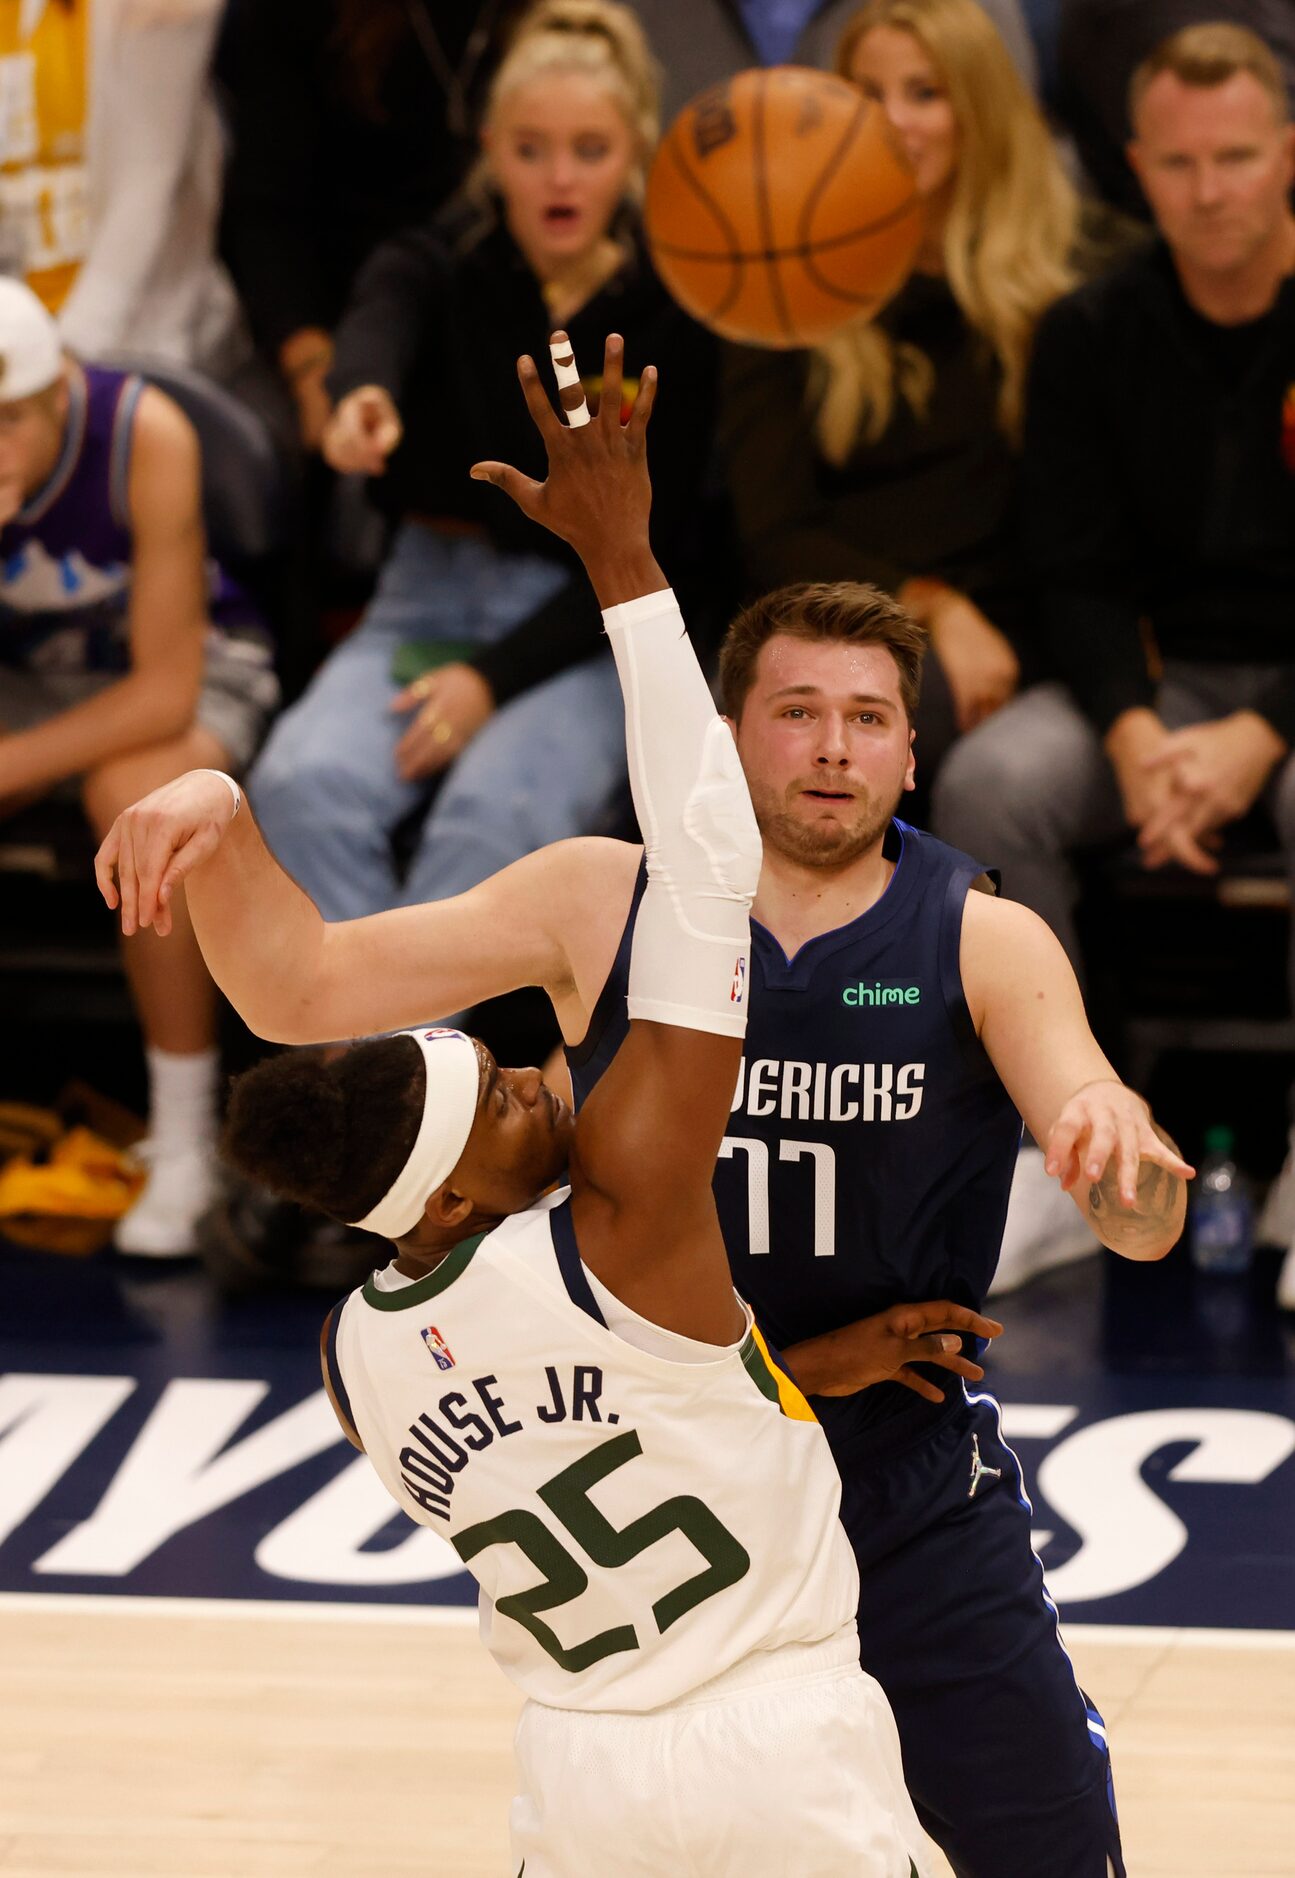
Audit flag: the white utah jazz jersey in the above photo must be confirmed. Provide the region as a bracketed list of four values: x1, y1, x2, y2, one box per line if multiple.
[328, 1189, 859, 1712]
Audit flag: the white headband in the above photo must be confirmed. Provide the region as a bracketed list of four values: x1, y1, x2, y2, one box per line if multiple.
[348, 1028, 481, 1239]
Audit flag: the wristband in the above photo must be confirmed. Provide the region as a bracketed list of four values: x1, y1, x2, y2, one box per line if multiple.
[195, 768, 242, 818]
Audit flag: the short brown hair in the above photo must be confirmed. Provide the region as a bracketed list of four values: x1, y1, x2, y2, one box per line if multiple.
[1130, 22, 1291, 127]
[719, 581, 927, 722]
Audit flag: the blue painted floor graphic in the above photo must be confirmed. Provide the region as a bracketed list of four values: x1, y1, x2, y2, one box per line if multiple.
[3, 1237, 1293, 1629]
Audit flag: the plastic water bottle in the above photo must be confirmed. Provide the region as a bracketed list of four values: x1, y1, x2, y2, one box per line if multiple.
[1188, 1127, 1254, 1275]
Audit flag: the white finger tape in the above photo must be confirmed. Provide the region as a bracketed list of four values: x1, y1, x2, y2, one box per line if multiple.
[549, 338, 590, 428]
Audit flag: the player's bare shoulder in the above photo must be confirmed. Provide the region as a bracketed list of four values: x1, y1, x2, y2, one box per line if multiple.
[958, 885, 1074, 1035]
[451, 834, 642, 1015]
[125, 383, 202, 531]
[533, 835, 642, 999]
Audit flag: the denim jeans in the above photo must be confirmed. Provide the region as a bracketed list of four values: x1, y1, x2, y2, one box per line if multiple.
[250, 522, 628, 920]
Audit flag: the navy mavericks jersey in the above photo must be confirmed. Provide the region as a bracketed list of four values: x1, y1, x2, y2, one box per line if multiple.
[567, 820, 1022, 1457]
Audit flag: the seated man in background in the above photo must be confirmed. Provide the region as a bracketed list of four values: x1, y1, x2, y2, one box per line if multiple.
[933, 21, 1295, 1292]
[0, 279, 278, 1255]
[1055, 0, 1295, 218]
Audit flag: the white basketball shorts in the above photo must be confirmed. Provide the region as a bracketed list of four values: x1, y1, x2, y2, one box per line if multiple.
[508, 1625, 932, 1876]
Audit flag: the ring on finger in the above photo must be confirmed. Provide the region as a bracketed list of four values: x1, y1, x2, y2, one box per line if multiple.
[431, 719, 454, 745]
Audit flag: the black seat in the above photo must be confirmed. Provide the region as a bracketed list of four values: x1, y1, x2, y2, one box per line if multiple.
[1081, 819, 1294, 1094]
[97, 351, 285, 575]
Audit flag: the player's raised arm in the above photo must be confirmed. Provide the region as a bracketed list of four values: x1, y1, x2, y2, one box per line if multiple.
[476, 334, 761, 1338]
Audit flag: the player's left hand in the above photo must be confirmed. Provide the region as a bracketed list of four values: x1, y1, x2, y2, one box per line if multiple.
[390, 663, 495, 780]
[792, 1300, 1004, 1402]
[470, 332, 656, 568]
[1044, 1079, 1194, 1207]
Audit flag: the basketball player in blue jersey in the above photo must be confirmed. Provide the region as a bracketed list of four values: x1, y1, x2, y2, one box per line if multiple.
[165, 338, 933, 1876]
[99, 339, 1191, 1878]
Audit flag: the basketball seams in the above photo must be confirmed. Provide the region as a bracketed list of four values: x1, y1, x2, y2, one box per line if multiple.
[751, 72, 794, 344]
[644, 68, 925, 346]
[662, 135, 748, 324]
[648, 190, 925, 267]
[796, 89, 873, 257]
[798, 194, 925, 305]
[798, 96, 924, 306]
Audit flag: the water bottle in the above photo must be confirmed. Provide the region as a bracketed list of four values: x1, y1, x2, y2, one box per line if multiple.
[1188, 1126, 1254, 1275]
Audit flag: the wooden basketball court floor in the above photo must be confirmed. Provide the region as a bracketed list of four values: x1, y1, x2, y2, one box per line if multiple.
[0, 1597, 1292, 1876]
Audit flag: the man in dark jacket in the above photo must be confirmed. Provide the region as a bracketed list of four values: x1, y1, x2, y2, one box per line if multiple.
[933, 21, 1295, 1293]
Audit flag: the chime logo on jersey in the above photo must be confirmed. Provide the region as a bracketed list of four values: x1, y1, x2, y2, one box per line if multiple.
[731, 955, 747, 1006]
[842, 980, 921, 1007]
[420, 1325, 455, 1371]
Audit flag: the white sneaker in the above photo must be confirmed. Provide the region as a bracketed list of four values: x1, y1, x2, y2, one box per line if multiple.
[113, 1139, 218, 1258]
[989, 1146, 1101, 1297]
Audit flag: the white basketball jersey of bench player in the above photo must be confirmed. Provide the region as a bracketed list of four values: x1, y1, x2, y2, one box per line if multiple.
[328, 1188, 860, 1713]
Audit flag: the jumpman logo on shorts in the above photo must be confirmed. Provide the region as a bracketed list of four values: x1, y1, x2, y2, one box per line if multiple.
[967, 1433, 1002, 1499]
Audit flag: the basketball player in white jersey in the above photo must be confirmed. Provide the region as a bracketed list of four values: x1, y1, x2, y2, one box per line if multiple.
[207, 338, 932, 1878]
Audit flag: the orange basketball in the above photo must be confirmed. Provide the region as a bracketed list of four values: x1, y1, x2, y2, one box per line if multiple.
[644, 67, 923, 349]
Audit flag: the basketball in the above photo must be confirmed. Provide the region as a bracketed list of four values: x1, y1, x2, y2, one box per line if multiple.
[644, 67, 924, 349]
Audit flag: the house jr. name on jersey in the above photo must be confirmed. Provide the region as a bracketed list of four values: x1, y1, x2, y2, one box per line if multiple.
[731, 1057, 925, 1124]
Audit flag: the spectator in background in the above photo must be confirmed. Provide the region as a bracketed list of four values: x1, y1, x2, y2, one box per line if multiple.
[626, 0, 1038, 123]
[248, 0, 717, 930]
[215, 0, 530, 455]
[0, 279, 277, 1254]
[0, 0, 242, 373]
[1055, 0, 1295, 218]
[720, 0, 1082, 816]
[933, 22, 1295, 1293]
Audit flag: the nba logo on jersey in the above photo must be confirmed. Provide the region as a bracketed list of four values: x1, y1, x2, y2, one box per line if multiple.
[731, 955, 747, 1006]
[423, 1028, 461, 1043]
[420, 1325, 455, 1371]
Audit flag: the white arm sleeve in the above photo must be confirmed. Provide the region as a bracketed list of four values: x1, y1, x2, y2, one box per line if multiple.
[602, 589, 761, 1039]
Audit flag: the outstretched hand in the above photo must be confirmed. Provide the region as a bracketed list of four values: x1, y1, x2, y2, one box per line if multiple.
[1044, 1078, 1193, 1206]
[1043, 1078, 1192, 1261]
[789, 1300, 1005, 1402]
[94, 769, 240, 937]
[470, 332, 662, 603]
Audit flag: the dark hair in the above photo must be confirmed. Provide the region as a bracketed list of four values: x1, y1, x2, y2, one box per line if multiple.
[222, 1036, 424, 1222]
[1130, 22, 1291, 126]
[719, 581, 928, 722]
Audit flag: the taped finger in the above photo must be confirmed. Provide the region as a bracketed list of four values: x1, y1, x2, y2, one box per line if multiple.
[549, 331, 590, 427]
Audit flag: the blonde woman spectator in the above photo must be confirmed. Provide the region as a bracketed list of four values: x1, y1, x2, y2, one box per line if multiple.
[720, 0, 1083, 812]
[248, 0, 717, 929]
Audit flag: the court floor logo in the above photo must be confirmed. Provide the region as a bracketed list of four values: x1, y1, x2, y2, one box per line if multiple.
[0, 1370, 1292, 1622]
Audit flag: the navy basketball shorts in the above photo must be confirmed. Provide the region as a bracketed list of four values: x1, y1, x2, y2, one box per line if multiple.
[836, 1390, 1124, 1878]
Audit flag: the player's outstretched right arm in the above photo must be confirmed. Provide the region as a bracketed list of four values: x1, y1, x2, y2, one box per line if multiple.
[94, 770, 633, 1045]
[474, 332, 760, 1341]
